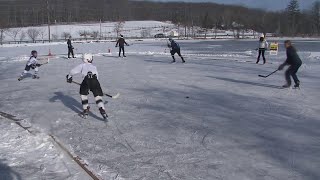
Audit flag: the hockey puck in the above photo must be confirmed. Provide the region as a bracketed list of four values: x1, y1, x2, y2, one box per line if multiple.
[185, 96, 190, 99]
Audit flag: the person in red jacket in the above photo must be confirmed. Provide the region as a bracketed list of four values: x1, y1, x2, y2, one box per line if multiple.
[115, 35, 129, 57]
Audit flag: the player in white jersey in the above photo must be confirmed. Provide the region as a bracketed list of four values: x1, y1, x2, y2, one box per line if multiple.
[18, 50, 42, 81]
[66, 53, 108, 120]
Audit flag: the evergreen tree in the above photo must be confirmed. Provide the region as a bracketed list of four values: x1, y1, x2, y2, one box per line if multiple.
[286, 0, 300, 36]
[311, 1, 320, 35]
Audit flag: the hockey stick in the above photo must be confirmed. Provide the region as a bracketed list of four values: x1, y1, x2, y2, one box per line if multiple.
[258, 69, 278, 78]
[38, 57, 50, 66]
[72, 81, 120, 99]
[41, 58, 50, 65]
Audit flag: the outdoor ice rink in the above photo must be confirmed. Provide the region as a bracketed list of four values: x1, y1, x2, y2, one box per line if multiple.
[0, 39, 319, 180]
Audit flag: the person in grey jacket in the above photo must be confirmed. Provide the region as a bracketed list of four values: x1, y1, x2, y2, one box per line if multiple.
[256, 36, 269, 64]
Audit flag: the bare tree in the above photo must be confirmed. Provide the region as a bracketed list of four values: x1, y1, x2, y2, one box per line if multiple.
[91, 31, 99, 39]
[62, 32, 71, 40]
[201, 12, 214, 39]
[27, 28, 40, 43]
[0, 0, 316, 37]
[0, 28, 6, 45]
[39, 29, 47, 43]
[19, 31, 26, 43]
[0, 17, 8, 45]
[311, 1, 320, 35]
[114, 21, 125, 37]
[51, 34, 58, 41]
[79, 30, 90, 40]
[6, 28, 21, 42]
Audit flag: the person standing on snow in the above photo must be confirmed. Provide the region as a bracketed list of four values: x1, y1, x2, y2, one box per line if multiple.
[67, 36, 75, 58]
[115, 35, 129, 57]
[66, 54, 108, 120]
[18, 50, 42, 81]
[256, 35, 269, 64]
[278, 40, 302, 88]
[168, 38, 185, 63]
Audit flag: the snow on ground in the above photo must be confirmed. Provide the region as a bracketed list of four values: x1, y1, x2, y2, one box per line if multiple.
[0, 39, 320, 179]
[0, 116, 92, 180]
[4, 21, 175, 42]
[3, 20, 260, 43]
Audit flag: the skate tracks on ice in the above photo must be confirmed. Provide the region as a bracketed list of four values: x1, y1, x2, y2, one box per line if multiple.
[0, 40, 320, 179]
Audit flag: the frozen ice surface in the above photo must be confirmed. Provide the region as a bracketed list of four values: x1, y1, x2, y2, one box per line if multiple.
[0, 39, 319, 179]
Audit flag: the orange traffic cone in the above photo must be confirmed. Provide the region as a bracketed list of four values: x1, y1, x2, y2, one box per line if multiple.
[48, 49, 53, 56]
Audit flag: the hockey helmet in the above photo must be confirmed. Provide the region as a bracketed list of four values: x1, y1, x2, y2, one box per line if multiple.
[83, 53, 93, 63]
[31, 50, 38, 57]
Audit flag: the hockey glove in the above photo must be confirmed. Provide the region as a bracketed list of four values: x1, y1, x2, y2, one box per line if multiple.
[30, 64, 37, 69]
[66, 75, 73, 83]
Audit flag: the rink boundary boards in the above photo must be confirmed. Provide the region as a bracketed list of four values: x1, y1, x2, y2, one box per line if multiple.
[0, 111, 100, 180]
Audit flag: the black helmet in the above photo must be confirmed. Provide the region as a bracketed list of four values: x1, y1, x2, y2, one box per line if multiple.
[31, 50, 38, 57]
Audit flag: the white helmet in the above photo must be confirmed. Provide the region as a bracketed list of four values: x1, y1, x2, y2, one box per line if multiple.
[83, 53, 93, 63]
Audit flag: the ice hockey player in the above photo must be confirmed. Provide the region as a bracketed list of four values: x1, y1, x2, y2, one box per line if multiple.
[115, 35, 129, 57]
[278, 40, 302, 88]
[256, 35, 269, 64]
[67, 36, 75, 58]
[168, 38, 185, 63]
[18, 50, 42, 81]
[66, 53, 108, 120]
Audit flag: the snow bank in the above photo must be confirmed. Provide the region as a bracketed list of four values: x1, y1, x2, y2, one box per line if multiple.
[0, 116, 91, 179]
[308, 52, 320, 60]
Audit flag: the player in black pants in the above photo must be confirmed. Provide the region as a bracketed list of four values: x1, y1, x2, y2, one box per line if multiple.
[256, 36, 269, 64]
[278, 40, 302, 88]
[67, 36, 75, 58]
[168, 38, 185, 63]
[116, 35, 129, 57]
[66, 53, 108, 120]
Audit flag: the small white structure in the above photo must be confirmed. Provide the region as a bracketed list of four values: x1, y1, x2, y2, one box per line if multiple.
[170, 30, 179, 37]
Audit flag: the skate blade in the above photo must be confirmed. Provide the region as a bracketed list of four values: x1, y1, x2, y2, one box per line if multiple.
[102, 115, 108, 121]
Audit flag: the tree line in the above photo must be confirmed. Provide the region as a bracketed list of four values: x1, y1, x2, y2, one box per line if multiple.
[0, 0, 320, 37]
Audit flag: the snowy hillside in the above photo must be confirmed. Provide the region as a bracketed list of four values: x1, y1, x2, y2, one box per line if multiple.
[3, 21, 174, 42]
[2, 20, 260, 43]
[0, 39, 319, 179]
